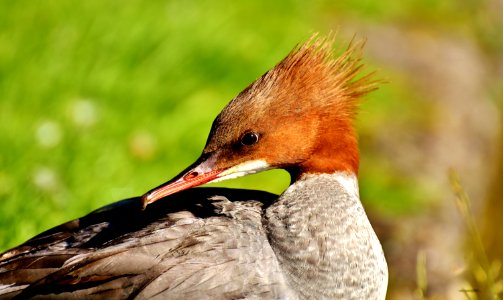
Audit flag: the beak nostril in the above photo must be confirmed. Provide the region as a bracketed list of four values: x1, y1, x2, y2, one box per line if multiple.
[184, 171, 199, 180]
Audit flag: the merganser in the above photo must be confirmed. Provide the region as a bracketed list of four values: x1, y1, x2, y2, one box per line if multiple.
[0, 35, 388, 299]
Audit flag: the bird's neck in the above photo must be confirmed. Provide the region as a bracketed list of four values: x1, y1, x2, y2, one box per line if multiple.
[265, 172, 388, 299]
[287, 125, 360, 183]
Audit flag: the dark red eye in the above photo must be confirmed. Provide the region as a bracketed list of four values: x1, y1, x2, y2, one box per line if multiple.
[240, 132, 259, 146]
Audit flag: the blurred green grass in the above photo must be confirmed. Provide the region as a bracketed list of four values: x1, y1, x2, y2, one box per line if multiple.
[0, 0, 469, 251]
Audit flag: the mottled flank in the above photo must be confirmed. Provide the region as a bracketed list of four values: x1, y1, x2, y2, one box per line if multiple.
[0, 189, 291, 299]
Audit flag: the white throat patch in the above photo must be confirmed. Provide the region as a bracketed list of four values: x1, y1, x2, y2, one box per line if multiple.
[211, 159, 270, 183]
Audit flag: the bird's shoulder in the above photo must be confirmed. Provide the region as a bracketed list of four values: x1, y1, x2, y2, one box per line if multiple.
[0, 188, 296, 299]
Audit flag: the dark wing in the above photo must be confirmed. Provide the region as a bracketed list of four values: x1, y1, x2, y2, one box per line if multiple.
[0, 188, 293, 299]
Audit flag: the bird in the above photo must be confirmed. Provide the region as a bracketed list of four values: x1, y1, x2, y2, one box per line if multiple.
[0, 35, 388, 299]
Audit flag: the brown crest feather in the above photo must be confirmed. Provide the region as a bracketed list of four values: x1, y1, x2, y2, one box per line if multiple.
[206, 34, 380, 177]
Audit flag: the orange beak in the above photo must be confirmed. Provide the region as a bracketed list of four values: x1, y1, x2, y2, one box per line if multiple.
[141, 155, 225, 208]
[142, 150, 272, 208]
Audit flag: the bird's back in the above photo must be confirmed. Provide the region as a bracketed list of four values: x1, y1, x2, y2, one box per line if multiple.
[0, 188, 296, 299]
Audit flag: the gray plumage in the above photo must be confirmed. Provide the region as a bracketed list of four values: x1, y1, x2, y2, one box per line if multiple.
[0, 173, 387, 299]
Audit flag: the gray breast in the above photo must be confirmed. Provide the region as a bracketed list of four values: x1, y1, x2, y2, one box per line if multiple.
[265, 173, 388, 299]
